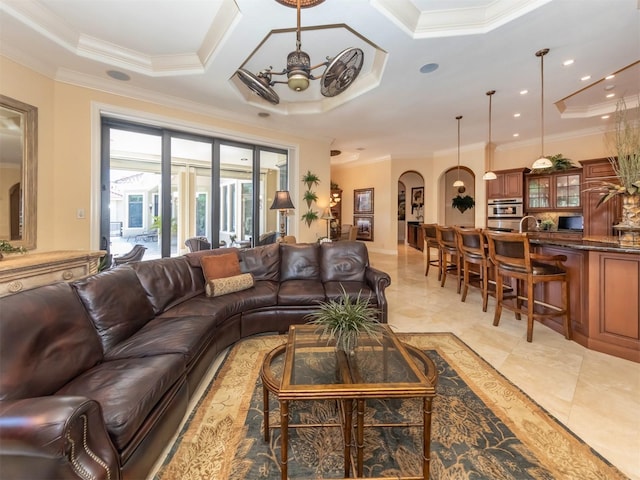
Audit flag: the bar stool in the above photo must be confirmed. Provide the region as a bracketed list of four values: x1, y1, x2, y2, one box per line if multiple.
[436, 225, 462, 293]
[485, 231, 572, 343]
[422, 223, 441, 279]
[455, 227, 491, 312]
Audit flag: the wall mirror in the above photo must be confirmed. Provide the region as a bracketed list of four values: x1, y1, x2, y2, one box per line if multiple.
[0, 95, 37, 250]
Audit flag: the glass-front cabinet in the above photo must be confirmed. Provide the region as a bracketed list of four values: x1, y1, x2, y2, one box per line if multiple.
[555, 173, 581, 208]
[526, 170, 582, 211]
[527, 176, 551, 209]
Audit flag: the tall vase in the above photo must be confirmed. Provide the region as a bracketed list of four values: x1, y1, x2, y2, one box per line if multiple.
[613, 194, 640, 247]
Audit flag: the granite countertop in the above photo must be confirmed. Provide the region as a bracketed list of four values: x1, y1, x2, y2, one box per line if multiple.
[529, 235, 640, 254]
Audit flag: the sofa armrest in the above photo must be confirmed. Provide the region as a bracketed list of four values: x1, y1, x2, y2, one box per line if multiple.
[0, 396, 120, 480]
[365, 266, 392, 323]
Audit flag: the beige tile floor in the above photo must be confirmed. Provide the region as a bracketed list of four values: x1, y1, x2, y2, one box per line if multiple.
[372, 244, 640, 480]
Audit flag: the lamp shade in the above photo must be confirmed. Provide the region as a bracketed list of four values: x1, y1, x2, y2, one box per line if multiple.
[483, 171, 498, 180]
[321, 207, 334, 220]
[532, 156, 553, 169]
[270, 191, 295, 210]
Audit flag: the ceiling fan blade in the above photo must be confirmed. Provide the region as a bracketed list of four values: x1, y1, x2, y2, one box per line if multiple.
[320, 48, 364, 97]
[236, 69, 280, 105]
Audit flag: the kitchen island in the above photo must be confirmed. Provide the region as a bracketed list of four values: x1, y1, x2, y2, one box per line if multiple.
[528, 234, 639, 362]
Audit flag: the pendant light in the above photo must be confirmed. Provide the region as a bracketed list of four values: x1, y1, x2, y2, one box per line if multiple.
[453, 115, 465, 188]
[483, 90, 498, 180]
[532, 48, 553, 169]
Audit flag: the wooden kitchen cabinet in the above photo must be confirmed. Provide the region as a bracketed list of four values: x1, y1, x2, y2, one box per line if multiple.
[407, 222, 424, 251]
[525, 169, 582, 211]
[581, 158, 621, 237]
[486, 168, 529, 199]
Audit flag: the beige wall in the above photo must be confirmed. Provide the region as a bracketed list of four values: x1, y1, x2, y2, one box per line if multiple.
[1, 56, 331, 250]
[2, 56, 615, 254]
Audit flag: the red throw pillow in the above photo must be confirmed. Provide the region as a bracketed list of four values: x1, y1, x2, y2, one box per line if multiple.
[200, 252, 241, 282]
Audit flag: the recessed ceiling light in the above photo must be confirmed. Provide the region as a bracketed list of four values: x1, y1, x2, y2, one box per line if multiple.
[513, 113, 521, 118]
[606, 93, 615, 98]
[601, 115, 610, 119]
[604, 84, 615, 91]
[240, 157, 249, 162]
[605, 74, 615, 80]
[106, 70, 130, 81]
[356, 147, 365, 151]
[258, 112, 270, 118]
[513, 133, 520, 137]
[563, 59, 574, 66]
[581, 75, 591, 81]
[520, 90, 528, 95]
[419, 63, 439, 74]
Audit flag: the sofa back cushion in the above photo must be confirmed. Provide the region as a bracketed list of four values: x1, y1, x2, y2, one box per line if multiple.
[280, 243, 321, 281]
[320, 240, 369, 282]
[0, 283, 103, 400]
[130, 256, 202, 314]
[239, 243, 280, 281]
[73, 268, 156, 353]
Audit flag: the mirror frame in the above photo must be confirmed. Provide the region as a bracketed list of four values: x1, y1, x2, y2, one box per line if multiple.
[0, 95, 37, 250]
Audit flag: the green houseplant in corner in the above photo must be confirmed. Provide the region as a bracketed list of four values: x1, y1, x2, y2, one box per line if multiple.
[305, 286, 384, 354]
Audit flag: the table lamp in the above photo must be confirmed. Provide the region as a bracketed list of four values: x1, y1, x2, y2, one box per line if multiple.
[321, 207, 334, 239]
[270, 191, 295, 237]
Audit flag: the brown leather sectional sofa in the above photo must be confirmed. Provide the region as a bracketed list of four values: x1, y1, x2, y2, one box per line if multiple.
[0, 241, 390, 480]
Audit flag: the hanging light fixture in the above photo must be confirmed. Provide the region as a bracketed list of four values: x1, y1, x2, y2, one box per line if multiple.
[235, 0, 364, 105]
[532, 48, 553, 169]
[483, 90, 498, 180]
[453, 115, 465, 189]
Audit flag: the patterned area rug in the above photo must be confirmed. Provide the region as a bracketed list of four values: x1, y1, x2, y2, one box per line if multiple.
[152, 333, 628, 479]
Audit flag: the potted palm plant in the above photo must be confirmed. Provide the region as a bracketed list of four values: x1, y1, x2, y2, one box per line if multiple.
[594, 99, 640, 245]
[305, 286, 384, 354]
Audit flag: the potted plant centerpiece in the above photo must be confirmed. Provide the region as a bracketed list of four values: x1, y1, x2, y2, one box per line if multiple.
[594, 99, 640, 245]
[305, 286, 384, 355]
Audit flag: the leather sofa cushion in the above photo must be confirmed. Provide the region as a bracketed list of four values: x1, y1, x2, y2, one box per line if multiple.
[324, 281, 377, 306]
[321, 241, 369, 282]
[239, 243, 280, 281]
[131, 257, 202, 314]
[104, 315, 219, 365]
[280, 243, 320, 281]
[157, 280, 278, 326]
[56, 353, 185, 451]
[73, 268, 156, 354]
[0, 283, 103, 400]
[278, 279, 326, 305]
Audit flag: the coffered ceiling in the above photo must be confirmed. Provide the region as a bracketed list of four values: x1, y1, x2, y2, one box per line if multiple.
[1, 0, 638, 164]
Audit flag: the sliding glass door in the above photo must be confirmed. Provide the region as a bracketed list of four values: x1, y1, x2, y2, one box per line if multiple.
[101, 118, 288, 260]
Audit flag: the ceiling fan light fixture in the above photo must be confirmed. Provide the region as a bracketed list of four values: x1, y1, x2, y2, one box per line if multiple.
[235, 0, 363, 104]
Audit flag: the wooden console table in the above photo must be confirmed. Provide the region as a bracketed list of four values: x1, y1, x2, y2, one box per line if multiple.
[0, 250, 105, 297]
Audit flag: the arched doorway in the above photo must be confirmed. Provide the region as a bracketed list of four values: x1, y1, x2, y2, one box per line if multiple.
[398, 170, 424, 248]
[443, 166, 475, 226]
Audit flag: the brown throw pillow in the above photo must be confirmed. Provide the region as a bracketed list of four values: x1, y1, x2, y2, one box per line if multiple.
[205, 273, 254, 297]
[200, 252, 241, 282]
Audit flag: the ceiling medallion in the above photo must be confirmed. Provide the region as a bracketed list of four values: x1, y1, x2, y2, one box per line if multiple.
[275, 0, 325, 7]
[236, 0, 363, 105]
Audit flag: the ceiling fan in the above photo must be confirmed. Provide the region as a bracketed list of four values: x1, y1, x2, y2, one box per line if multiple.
[235, 0, 364, 105]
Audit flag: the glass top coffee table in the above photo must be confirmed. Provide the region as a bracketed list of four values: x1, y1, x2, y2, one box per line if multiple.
[261, 324, 438, 479]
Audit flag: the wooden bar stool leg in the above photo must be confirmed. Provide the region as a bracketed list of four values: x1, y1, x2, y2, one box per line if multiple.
[526, 279, 535, 342]
[481, 263, 489, 313]
[460, 258, 469, 302]
[493, 273, 503, 326]
[563, 278, 572, 340]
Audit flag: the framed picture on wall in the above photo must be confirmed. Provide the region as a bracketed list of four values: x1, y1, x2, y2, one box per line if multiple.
[354, 188, 374, 214]
[354, 215, 374, 241]
[411, 187, 424, 215]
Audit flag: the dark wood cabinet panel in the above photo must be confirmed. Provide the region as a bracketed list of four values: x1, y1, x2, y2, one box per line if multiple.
[486, 168, 528, 199]
[407, 222, 424, 251]
[580, 158, 621, 237]
[329, 189, 342, 239]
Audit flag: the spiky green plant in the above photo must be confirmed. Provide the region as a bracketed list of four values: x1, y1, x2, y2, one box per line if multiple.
[305, 286, 383, 353]
[594, 98, 640, 205]
[302, 171, 320, 190]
